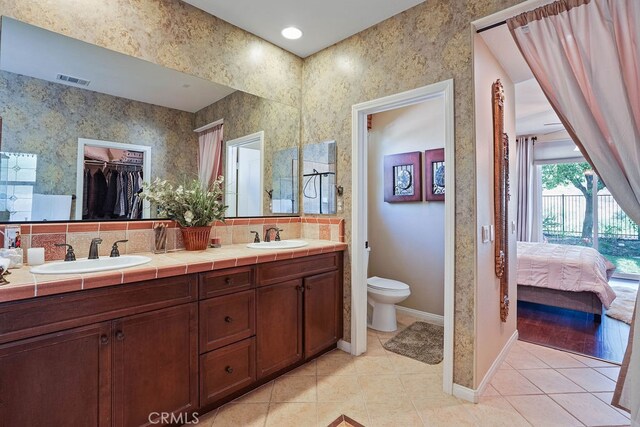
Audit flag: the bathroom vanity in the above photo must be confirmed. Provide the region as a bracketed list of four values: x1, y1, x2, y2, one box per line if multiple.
[0, 245, 344, 426]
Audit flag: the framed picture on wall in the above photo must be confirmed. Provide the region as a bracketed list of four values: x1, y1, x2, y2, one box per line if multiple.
[384, 151, 422, 203]
[425, 148, 445, 201]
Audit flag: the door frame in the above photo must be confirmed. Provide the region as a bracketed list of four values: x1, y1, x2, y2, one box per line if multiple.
[224, 131, 265, 217]
[351, 80, 455, 394]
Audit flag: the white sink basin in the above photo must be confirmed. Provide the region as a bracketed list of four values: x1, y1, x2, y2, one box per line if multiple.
[30, 255, 152, 275]
[247, 240, 309, 250]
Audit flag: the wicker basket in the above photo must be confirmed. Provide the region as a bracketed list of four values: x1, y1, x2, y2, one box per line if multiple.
[180, 226, 211, 251]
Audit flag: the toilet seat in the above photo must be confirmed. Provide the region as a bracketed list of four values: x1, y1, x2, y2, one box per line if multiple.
[367, 276, 410, 292]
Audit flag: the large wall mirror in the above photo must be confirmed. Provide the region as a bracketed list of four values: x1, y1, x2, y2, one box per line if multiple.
[0, 17, 300, 223]
[303, 141, 337, 215]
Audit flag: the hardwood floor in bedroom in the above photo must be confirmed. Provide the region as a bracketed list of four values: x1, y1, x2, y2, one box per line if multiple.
[517, 277, 636, 363]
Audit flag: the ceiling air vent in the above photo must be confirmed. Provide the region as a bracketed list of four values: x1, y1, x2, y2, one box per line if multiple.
[56, 74, 91, 87]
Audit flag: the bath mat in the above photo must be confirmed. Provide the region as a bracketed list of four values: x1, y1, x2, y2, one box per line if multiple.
[383, 321, 443, 364]
[606, 284, 638, 324]
[327, 414, 366, 427]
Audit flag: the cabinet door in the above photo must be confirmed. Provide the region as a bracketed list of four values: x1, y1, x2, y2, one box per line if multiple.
[304, 270, 341, 358]
[0, 323, 112, 427]
[112, 304, 198, 427]
[256, 279, 303, 378]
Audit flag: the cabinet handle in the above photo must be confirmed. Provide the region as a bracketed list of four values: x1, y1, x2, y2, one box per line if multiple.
[225, 277, 233, 285]
[225, 366, 234, 374]
[115, 331, 125, 341]
[224, 316, 233, 323]
[296, 285, 304, 292]
[306, 284, 312, 290]
[100, 334, 109, 345]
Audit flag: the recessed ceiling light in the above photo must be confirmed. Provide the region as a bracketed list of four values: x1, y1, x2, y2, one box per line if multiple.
[281, 27, 302, 40]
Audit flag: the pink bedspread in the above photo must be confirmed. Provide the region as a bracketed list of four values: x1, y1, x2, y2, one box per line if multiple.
[517, 242, 617, 309]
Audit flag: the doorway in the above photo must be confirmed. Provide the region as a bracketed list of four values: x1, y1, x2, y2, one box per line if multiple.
[224, 131, 264, 217]
[351, 81, 455, 394]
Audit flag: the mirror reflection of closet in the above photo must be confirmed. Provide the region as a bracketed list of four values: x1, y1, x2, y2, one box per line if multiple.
[303, 140, 337, 214]
[75, 138, 151, 220]
[225, 131, 264, 217]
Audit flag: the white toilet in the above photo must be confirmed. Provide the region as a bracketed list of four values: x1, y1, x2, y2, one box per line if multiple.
[367, 276, 411, 332]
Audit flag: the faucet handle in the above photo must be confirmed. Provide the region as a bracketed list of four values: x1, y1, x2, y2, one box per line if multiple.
[55, 243, 76, 262]
[275, 229, 283, 241]
[249, 231, 260, 243]
[110, 240, 128, 258]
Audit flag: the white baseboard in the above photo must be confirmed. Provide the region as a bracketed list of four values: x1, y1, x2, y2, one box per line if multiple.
[337, 340, 351, 353]
[452, 330, 519, 403]
[396, 305, 444, 326]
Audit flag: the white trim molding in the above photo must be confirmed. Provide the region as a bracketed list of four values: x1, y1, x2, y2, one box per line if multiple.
[224, 131, 265, 217]
[453, 331, 519, 403]
[351, 79, 455, 396]
[194, 118, 224, 133]
[395, 306, 444, 326]
[337, 340, 351, 353]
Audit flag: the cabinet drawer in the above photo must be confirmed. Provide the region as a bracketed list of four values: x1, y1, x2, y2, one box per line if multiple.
[200, 290, 256, 353]
[200, 267, 254, 298]
[257, 253, 340, 286]
[200, 337, 256, 407]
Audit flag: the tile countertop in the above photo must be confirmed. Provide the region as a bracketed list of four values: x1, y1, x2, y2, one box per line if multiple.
[0, 239, 347, 304]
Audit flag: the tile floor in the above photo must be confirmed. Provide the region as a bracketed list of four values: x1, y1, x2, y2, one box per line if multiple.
[195, 314, 631, 426]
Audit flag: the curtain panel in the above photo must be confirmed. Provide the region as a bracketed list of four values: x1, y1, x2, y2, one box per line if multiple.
[507, 0, 640, 420]
[516, 136, 534, 242]
[197, 124, 224, 188]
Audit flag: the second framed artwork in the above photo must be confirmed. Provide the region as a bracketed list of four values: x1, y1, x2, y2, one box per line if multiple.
[384, 149, 445, 203]
[425, 148, 445, 201]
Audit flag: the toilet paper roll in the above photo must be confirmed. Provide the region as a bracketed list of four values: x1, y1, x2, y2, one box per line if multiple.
[28, 247, 45, 266]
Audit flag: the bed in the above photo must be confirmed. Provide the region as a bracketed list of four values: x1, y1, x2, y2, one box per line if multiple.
[516, 242, 617, 323]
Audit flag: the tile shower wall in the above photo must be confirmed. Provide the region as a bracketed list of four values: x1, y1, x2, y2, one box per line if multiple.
[301, 0, 525, 387]
[10, 217, 344, 263]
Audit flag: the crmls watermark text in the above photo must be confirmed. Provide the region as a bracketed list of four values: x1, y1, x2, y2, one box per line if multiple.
[148, 412, 199, 425]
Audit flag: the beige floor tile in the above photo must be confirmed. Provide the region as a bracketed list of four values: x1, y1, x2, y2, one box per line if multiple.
[212, 403, 269, 427]
[506, 395, 582, 426]
[519, 369, 584, 394]
[399, 374, 447, 398]
[354, 355, 395, 375]
[557, 368, 616, 392]
[195, 409, 218, 426]
[490, 369, 544, 396]
[317, 400, 370, 427]
[363, 334, 388, 357]
[358, 375, 407, 403]
[594, 366, 621, 381]
[482, 384, 500, 397]
[569, 353, 619, 368]
[233, 381, 274, 403]
[550, 393, 630, 426]
[592, 392, 631, 419]
[520, 343, 589, 368]
[271, 375, 317, 402]
[316, 375, 363, 402]
[498, 360, 515, 370]
[412, 396, 477, 427]
[388, 354, 443, 375]
[283, 359, 317, 376]
[265, 402, 317, 427]
[316, 350, 358, 376]
[505, 346, 550, 370]
[465, 396, 531, 427]
[366, 399, 422, 427]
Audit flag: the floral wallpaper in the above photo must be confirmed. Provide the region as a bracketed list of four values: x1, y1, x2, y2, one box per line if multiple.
[0, 70, 198, 218]
[195, 91, 301, 214]
[301, 0, 524, 387]
[0, 0, 303, 108]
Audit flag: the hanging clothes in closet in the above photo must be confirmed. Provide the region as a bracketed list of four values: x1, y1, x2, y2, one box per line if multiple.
[83, 160, 143, 220]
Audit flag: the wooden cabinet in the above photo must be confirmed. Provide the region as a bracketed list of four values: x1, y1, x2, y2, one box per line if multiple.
[0, 323, 112, 427]
[304, 270, 342, 358]
[112, 304, 198, 427]
[199, 290, 255, 353]
[256, 279, 304, 378]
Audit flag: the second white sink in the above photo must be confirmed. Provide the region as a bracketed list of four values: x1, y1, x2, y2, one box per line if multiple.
[30, 255, 152, 275]
[247, 240, 309, 250]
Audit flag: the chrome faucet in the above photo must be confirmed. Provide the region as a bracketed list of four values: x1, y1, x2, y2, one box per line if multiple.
[88, 238, 103, 260]
[264, 227, 282, 242]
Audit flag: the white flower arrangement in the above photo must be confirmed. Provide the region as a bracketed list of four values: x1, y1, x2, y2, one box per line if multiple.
[142, 177, 227, 227]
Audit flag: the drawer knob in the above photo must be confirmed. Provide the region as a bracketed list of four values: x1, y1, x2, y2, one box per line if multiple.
[225, 277, 233, 285]
[115, 331, 125, 341]
[225, 366, 234, 374]
[100, 334, 109, 345]
[296, 285, 304, 292]
[225, 316, 233, 323]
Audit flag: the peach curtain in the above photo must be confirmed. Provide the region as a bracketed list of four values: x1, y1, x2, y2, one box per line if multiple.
[508, 0, 640, 420]
[197, 124, 223, 188]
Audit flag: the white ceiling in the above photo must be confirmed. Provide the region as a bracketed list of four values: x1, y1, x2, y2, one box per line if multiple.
[479, 24, 563, 136]
[0, 17, 235, 113]
[183, 0, 426, 58]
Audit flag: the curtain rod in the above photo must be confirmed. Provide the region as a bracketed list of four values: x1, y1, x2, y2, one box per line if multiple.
[476, 20, 507, 33]
[194, 118, 224, 133]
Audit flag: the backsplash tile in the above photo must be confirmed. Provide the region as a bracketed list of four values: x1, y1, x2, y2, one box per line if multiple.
[30, 233, 66, 261]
